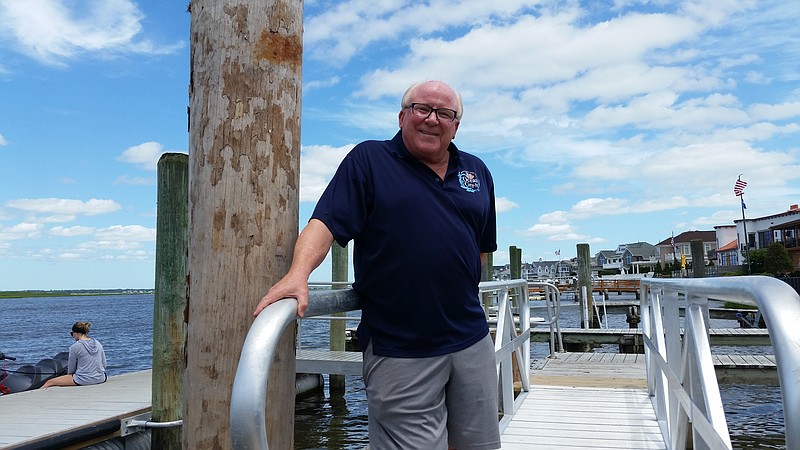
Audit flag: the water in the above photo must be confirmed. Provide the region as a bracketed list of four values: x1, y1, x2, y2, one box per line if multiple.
[0, 294, 153, 375]
[1, 294, 786, 449]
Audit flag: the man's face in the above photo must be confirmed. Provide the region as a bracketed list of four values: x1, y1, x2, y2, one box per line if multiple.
[399, 82, 460, 164]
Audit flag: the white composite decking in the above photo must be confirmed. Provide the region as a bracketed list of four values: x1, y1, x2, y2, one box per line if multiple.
[501, 386, 666, 449]
[0, 371, 151, 449]
[500, 352, 666, 449]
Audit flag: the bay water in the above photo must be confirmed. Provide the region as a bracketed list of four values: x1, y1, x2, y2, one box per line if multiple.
[0, 294, 785, 449]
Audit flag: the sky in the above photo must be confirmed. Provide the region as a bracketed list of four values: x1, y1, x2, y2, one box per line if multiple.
[1, 0, 799, 290]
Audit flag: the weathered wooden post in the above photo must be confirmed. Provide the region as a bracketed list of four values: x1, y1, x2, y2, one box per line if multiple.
[329, 243, 347, 394]
[509, 246, 521, 279]
[690, 239, 706, 278]
[185, 1, 302, 448]
[152, 153, 189, 450]
[481, 252, 494, 312]
[576, 243, 598, 330]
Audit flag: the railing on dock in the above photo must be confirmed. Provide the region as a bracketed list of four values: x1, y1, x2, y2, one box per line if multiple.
[640, 275, 800, 450]
[230, 279, 560, 449]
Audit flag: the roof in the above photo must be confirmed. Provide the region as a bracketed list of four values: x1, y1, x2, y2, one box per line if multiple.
[718, 239, 738, 252]
[624, 242, 656, 257]
[734, 205, 800, 224]
[656, 231, 716, 246]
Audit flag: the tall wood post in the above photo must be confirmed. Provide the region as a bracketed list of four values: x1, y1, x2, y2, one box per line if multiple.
[186, 1, 302, 448]
[576, 243, 597, 329]
[509, 246, 521, 279]
[152, 153, 189, 450]
[481, 252, 494, 313]
[509, 246, 522, 307]
[329, 243, 348, 394]
[690, 239, 706, 278]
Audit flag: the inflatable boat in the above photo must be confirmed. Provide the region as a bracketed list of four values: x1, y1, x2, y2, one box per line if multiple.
[0, 352, 69, 394]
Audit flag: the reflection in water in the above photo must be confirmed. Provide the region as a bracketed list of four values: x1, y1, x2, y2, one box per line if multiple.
[294, 376, 368, 449]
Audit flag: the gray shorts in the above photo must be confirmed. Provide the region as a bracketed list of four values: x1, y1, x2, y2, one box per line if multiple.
[362, 334, 501, 450]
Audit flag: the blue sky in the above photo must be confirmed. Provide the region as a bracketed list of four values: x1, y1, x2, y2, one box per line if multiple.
[1, 0, 798, 290]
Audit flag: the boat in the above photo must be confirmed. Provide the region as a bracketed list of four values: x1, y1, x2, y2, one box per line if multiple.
[0, 352, 69, 394]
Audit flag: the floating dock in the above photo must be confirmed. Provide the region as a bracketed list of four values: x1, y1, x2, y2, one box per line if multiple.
[0, 371, 151, 449]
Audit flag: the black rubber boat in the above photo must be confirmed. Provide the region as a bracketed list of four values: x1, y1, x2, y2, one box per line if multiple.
[0, 352, 69, 394]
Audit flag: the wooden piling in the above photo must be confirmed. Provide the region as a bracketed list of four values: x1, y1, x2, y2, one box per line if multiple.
[152, 153, 189, 450]
[509, 246, 521, 279]
[576, 244, 597, 327]
[329, 243, 348, 394]
[481, 252, 493, 312]
[185, 1, 303, 448]
[691, 239, 706, 278]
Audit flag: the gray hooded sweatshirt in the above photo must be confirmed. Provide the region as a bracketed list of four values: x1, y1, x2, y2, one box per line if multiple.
[68, 338, 107, 386]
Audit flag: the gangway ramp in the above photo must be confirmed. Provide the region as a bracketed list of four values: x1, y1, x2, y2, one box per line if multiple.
[501, 352, 665, 449]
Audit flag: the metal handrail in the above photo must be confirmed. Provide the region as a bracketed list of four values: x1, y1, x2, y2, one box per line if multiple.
[230, 289, 360, 450]
[641, 275, 800, 450]
[230, 280, 538, 449]
[482, 279, 532, 432]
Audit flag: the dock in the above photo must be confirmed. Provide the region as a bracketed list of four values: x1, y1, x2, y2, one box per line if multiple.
[0, 371, 151, 449]
[530, 327, 772, 346]
[503, 352, 664, 449]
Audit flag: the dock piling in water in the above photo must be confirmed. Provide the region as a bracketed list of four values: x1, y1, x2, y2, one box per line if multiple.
[153, 153, 189, 450]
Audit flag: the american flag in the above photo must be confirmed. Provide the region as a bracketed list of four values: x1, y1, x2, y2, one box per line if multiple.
[734, 178, 747, 196]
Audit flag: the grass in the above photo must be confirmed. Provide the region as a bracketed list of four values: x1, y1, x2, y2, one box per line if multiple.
[0, 289, 153, 299]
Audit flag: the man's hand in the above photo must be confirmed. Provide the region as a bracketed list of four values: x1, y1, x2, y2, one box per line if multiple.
[253, 218, 335, 318]
[253, 271, 311, 318]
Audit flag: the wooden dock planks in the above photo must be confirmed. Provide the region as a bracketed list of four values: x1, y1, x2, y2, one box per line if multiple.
[530, 327, 772, 346]
[0, 371, 151, 449]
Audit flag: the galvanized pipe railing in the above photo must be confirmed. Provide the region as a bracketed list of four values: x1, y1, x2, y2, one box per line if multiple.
[230, 280, 541, 449]
[641, 275, 800, 450]
[230, 289, 360, 450]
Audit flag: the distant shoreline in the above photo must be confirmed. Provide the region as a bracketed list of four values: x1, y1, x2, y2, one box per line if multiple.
[0, 289, 154, 299]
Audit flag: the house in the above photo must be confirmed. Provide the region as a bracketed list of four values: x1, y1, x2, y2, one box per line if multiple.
[734, 204, 800, 269]
[595, 242, 657, 274]
[714, 225, 739, 267]
[655, 231, 717, 266]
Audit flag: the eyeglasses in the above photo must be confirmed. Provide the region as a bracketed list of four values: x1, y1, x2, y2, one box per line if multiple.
[407, 103, 458, 122]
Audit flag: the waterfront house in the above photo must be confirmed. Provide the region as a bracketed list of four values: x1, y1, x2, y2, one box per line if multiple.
[714, 225, 740, 268]
[595, 242, 657, 274]
[734, 204, 800, 269]
[655, 231, 717, 267]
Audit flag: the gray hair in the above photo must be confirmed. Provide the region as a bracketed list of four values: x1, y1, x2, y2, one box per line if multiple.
[401, 81, 463, 120]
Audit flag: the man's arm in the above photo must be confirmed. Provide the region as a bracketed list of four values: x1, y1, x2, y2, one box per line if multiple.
[253, 218, 335, 318]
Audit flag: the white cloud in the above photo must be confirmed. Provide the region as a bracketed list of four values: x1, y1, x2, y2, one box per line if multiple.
[118, 142, 165, 171]
[49, 225, 96, 237]
[5, 198, 121, 216]
[495, 197, 518, 213]
[94, 225, 155, 241]
[0, 133, 7, 146]
[300, 144, 354, 202]
[0, 222, 43, 240]
[113, 175, 155, 186]
[0, 0, 182, 66]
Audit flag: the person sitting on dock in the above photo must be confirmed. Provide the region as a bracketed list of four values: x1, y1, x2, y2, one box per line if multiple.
[255, 80, 501, 449]
[40, 321, 107, 388]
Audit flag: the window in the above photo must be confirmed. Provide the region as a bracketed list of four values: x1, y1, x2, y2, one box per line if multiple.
[758, 231, 773, 248]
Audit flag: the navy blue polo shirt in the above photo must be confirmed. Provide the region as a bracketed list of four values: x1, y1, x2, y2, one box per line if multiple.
[312, 131, 497, 357]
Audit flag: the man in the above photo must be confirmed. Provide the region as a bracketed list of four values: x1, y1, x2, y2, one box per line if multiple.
[254, 80, 500, 449]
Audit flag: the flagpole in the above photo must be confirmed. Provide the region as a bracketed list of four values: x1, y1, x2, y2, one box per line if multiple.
[740, 192, 751, 274]
[735, 174, 751, 274]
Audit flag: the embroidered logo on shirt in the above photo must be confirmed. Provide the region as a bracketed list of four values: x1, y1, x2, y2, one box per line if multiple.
[458, 171, 480, 193]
